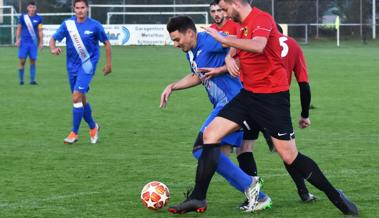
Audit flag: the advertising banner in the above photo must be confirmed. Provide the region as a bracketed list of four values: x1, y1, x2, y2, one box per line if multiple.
[43, 24, 173, 46]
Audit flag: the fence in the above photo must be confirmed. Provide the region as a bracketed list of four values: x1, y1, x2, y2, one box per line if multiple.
[0, 1, 378, 45]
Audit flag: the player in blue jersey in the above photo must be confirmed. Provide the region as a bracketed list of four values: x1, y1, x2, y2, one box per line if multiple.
[49, 0, 112, 144]
[15, 1, 43, 85]
[161, 16, 264, 214]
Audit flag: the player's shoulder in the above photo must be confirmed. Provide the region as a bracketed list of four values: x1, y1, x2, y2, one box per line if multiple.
[225, 19, 239, 27]
[253, 7, 274, 23]
[287, 36, 302, 49]
[198, 32, 219, 46]
[19, 13, 25, 20]
[88, 18, 103, 27]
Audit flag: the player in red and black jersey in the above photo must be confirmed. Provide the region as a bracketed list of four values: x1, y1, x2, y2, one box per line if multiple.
[200, 0, 358, 215]
[209, 1, 240, 36]
[242, 24, 315, 204]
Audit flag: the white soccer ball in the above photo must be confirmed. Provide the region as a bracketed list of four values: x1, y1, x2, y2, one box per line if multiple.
[140, 181, 170, 210]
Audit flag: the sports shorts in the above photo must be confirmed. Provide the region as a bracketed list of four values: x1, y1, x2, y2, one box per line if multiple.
[218, 89, 295, 141]
[18, 42, 38, 60]
[68, 65, 97, 94]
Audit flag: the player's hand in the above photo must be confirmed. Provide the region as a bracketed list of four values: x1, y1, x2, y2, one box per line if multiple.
[225, 56, 240, 77]
[15, 39, 20, 47]
[299, 117, 311, 129]
[103, 63, 112, 76]
[50, 47, 62, 55]
[39, 43, 44, 50]
[198, 67, 223, 80]
[201, 26, 226, 44]
[160, 84, 173, 108]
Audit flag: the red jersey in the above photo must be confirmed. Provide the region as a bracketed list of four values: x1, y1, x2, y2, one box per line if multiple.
[236, 7, 288, 93]
[210, 19, 240, 36]
[280, 34, 309, 85]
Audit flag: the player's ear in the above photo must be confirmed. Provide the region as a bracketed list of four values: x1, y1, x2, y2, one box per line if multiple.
[186, 29, 194, 38]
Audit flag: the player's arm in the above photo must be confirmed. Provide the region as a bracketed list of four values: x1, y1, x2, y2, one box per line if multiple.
[38, 24, 43, 49]
[15, 24, 21, 47]
[49, 22, 66, 55]
[160, 74, 201, 108]
[49, 37, 62, 55]
[293, 44, 312, 129]
[298, 82, 311, 129]
[225, 47, 240, 77]
[202, 27, 267, 54]
[102, 40, 112, 76]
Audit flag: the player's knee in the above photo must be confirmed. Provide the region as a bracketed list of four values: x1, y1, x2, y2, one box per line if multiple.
[203, 128, 222, 144]
[72, 92, 84, 103]
[281, 150, 298, 165]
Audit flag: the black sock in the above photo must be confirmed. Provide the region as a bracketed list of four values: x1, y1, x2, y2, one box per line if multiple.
[189, 143, 221, 200]
[237, 152, 257, 176]
[284, 162, 309, 196]
[288, 153, 340, 202]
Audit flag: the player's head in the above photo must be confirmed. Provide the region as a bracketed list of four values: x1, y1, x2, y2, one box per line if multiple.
[73, 0, 89, 20]
[167, 16, 197, 52]
[210, 1, 225, 25]
[26, 1, 37, 16]
[276, 23, 283, 34]
[215, 0, 250, 23]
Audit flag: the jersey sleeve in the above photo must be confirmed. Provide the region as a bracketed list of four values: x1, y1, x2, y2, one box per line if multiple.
[293, 44, 309, 83]
[251, 14, 273, 38]
[38, 16, 43, 29]
[53, 22, 67, 42]
[38, 16, 43, 27]
[96, 23, 109, 43]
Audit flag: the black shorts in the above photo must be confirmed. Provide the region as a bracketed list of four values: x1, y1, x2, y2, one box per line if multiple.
[218, 89, 295, 140]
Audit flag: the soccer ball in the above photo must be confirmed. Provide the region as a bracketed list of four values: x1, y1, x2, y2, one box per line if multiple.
[140, 181, 170, 210]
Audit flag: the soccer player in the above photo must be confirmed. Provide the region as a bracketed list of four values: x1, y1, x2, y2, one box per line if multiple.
[201, 0, 358, 215]
[239, 24, 316, 206]
[162, 16, 262, 214]
[49, 0, 112, 144]
[209, 1, 240, 35]
[207, 1, 316, 206]
[15, 1, 43, 85]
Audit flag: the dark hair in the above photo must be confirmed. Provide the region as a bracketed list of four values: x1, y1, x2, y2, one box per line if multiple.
[74, 0, 89, 7]
[276, 23, 283, 34]
[27, 1, 36, 6]
[214, 0, 249, 4]
[167, 16, 197, 34]
[210, 1, 218, 7]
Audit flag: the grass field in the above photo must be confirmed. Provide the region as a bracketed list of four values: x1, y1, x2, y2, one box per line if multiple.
[0, 41, 378, 218]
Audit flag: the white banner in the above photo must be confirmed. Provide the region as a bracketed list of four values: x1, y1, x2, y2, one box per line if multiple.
[43, 25, 66, 46]
[43, 24, 173, 46]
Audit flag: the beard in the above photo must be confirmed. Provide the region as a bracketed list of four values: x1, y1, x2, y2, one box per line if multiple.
[230, 8, 241, 23]
[215, 16, 224, 25]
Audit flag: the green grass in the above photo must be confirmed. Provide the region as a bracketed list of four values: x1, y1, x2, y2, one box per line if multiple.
[0, 41, 378, 218]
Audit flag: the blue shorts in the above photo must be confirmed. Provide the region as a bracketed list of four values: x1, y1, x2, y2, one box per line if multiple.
[200, 104, 243, 147]
[68, 66, 96, 94]
[18, 42, 38, 60]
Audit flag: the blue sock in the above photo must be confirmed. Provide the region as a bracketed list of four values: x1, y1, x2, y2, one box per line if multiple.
[30, 64, 36, 82]
[72, 103, 84, 134]
[193, 149, 252, 193]
[83, 103, 96, 129]
[18, 68, 24, 82]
